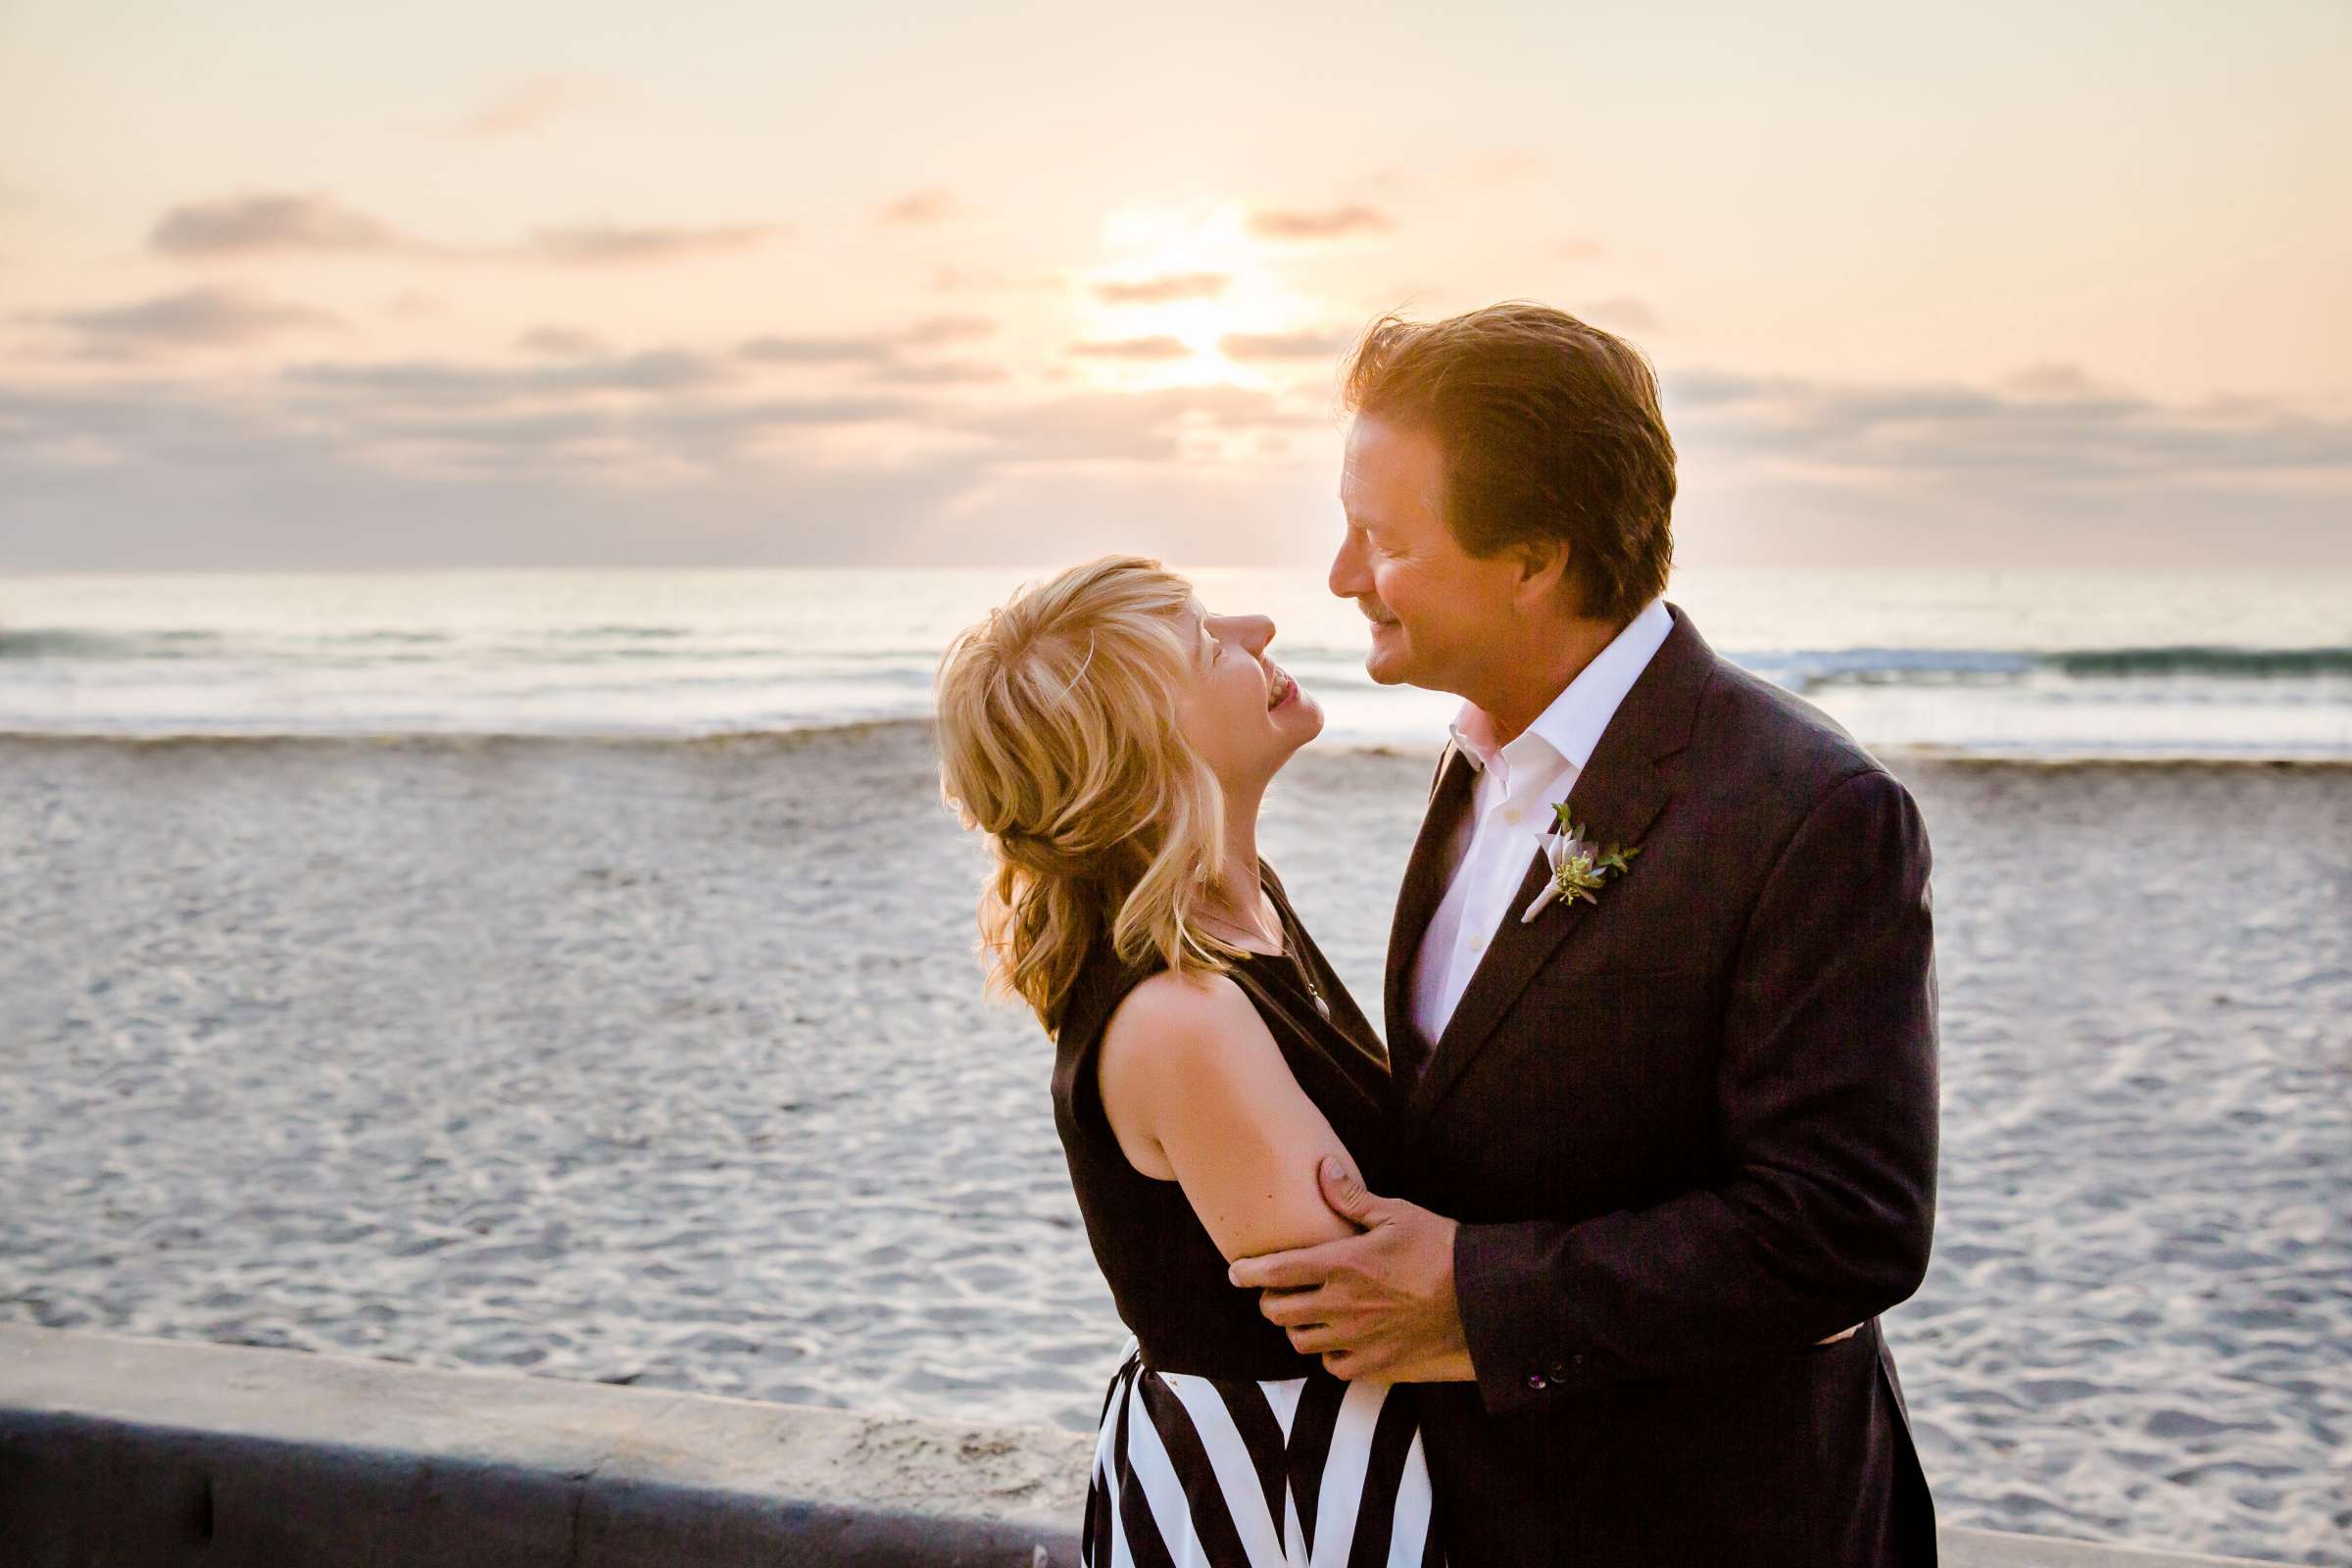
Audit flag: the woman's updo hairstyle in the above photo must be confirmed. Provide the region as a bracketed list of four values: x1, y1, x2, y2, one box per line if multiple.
[935, 555, 1241, 1035]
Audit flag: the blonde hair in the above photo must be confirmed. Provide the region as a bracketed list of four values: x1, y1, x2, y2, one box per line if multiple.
[934, 555, 1243, 1035]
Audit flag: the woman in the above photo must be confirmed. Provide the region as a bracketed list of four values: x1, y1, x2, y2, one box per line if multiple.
[935, 556, 1442, 1567]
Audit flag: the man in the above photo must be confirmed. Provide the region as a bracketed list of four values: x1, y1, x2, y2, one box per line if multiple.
[1228, 303, 1941, 1565]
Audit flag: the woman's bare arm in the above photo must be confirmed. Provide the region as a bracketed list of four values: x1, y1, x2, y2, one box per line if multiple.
[1096, 970, 1363, 1261]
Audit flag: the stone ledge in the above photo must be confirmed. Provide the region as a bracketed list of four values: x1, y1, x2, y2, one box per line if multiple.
[0, 1324, 2279, 1566]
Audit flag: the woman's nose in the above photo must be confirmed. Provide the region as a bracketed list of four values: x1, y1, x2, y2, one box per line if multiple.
[1205, 613, 1275, 655]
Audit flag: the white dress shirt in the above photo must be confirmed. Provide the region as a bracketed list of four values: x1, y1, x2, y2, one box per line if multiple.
[1408, 597, 1675, 1049]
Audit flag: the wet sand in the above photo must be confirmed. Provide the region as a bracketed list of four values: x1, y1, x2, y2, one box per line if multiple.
[2, 727, 2345, 1564]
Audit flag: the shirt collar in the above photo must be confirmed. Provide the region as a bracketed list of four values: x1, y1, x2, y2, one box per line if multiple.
[1446, 597, 1674, 782]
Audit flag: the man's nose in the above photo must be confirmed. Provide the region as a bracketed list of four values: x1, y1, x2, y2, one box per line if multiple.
[1328, 531, 1368, 600]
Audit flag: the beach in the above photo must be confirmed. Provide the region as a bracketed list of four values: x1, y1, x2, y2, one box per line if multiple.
[2, 726, 2345, 1565]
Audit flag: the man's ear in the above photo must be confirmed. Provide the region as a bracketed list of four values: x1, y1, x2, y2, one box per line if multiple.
[1513, 538, 1573, 603]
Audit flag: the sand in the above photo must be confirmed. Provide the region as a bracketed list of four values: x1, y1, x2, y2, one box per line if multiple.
[1, 726, 2344, 1565]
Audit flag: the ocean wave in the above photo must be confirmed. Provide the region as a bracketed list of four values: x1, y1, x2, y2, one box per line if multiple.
[10, 621, 2347, 681]
[1743, 644, 2352, 692]
[5, 721, 2348, 768]
[0, 627, 225, 659]
[546, 624, 693, 641]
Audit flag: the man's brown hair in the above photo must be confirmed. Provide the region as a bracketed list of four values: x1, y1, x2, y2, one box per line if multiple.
[1341, 301, 1676, 626]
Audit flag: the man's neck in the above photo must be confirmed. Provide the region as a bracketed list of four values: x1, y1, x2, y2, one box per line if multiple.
[1473, 614, 1622, 749]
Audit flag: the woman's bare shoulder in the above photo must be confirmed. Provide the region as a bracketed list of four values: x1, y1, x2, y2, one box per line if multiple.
[1100, 967, 1267, 1078]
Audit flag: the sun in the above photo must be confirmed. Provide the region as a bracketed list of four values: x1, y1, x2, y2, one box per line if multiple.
[1075, 203, 1319, 390]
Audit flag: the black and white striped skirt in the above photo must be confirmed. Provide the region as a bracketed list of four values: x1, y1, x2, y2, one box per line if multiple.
[1082, 1334, 1445, 1568]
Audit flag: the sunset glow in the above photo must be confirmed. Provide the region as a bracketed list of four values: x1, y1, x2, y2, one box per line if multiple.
[1, 0, 2346, 571]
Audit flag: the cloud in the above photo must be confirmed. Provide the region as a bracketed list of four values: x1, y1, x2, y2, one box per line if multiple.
[1092, 272, 1230, 305]
[0, 378, 999, 570]
[928, 266, 1057, 294]
[948, 384, 1321, 465]
[456, 74, 615, 138]
[288, 348, 731, 404]
[30, 286, 343, 354]
[1220, 329, 1354, 362]
[1555, 239, 1605, 262]
[149, 192, 410, 257]
[144, 192, 778, 270]
[901, 315, 997, 346]
[8, 355, 2346, 574]
[871, 361, 1006, 385]
[1068, 336, 1195, 362]
[515, 325, 612, 359]
[739, 318, 1003, 375]
[1661, 368, 2352, 489]
[633, 394, 924, 438]
[876, 188, 960, 225]
[386, 291, 444, 317]
[1245, 205, 1394, 241]
[521, 221, 777, 266]
[737, 333, 898, 365]
[368, 407, 618, 449]
[2002, 363, 2109, 398]
[1577, 297, 1661, 332]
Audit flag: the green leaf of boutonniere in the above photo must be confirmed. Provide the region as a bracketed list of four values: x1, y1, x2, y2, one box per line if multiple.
[1598, 843, 1642, 875]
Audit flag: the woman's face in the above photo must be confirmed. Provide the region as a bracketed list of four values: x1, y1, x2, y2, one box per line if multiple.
[1173, 600, 1322, 789]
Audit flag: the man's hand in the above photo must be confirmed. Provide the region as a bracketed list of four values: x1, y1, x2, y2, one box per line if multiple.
[1226, 1156, 1476, 1383]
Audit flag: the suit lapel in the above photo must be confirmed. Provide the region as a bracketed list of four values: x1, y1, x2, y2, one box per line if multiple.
[1384, 741, 1475, 1090]
[1404, 603, 1716, 1121]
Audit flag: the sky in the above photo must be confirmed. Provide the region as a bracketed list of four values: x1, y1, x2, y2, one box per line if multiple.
[2, 0, 2348, 573]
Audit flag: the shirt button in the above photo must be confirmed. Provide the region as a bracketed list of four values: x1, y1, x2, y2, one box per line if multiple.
[1467, 932, 1485, 952]
[1525, 1372, 1548, 1391]
[1547, 1360, 1570, 1381]
[1502, 807, 1523, 824]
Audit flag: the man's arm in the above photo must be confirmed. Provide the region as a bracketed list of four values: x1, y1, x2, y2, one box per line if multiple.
[1452, 766, 1939, 1415]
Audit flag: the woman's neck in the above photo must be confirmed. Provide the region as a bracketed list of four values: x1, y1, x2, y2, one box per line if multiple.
[1202, 779, 1270, 941]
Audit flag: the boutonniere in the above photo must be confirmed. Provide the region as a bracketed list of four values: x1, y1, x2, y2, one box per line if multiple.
[1520, 802, 1642, 924]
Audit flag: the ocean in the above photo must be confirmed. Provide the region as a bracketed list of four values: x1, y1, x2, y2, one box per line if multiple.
[3, 565, 2348, 758]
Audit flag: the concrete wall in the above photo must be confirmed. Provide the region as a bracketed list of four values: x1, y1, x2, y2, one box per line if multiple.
[0, 1324, 2279, 1567]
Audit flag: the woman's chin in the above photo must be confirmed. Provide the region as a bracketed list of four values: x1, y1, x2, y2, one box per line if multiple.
[1277, 697, 1326, 753]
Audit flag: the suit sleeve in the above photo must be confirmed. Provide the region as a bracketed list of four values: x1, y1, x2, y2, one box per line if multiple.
[1449, 766, 1940, 1414]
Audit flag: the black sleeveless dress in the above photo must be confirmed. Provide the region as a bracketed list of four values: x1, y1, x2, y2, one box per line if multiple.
[1050, 861, 1446, 1568]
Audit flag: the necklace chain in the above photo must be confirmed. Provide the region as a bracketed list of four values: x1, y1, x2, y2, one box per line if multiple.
[1198, 895, 1330, 1020]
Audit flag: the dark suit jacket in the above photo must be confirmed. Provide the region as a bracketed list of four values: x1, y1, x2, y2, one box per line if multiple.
[1388, 603, 1940, 1567]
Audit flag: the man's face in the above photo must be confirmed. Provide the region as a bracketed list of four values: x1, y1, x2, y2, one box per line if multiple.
[1328, 413, 1529, 696]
